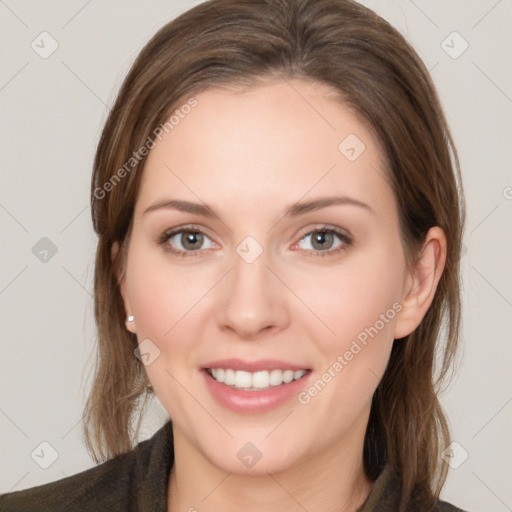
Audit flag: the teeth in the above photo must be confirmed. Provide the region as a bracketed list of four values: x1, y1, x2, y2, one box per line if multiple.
[208, 368, 308, 390]
[269, 369, 283, 386]
[294, 370, 306, 381]
[252, 371, 270, 389]
[235, 370, 252, 388]
[224, 368, 236, 385]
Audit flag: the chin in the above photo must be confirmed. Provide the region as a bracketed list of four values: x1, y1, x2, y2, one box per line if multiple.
[197, 434, 310, 476]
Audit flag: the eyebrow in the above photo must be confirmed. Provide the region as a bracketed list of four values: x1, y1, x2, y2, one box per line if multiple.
[143, 196, 374, 217]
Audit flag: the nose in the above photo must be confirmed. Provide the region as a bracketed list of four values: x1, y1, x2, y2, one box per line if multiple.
[216, 246, 290, 340]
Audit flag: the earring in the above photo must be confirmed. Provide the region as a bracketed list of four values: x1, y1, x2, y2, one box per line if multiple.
[125, 315, 135, 331]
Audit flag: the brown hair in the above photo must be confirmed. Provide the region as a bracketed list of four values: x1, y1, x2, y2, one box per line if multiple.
[84, 0, 465, 509]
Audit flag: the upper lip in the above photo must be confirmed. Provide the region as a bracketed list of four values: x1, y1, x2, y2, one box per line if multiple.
[202, 358, 310, 372]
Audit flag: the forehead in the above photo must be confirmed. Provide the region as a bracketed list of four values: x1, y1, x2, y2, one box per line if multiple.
[135, 79, 395, 219]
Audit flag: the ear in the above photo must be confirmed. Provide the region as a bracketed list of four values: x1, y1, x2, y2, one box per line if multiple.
[112, 241, 136, 334]
[394, 226, 447, 340]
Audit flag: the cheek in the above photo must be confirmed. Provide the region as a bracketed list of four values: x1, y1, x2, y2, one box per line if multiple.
[299, 249, 404, 346]
[293, 257, 402, 426]
[126, 242, 207, 336]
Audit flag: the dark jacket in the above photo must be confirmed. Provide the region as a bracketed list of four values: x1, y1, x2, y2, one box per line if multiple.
[0, 420, 465, 511]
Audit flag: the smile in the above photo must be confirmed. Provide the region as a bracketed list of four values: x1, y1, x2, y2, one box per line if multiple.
[206, 368, 309, 391]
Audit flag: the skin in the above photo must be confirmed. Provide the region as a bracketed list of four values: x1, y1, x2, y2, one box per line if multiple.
[114, 79, 446, 512]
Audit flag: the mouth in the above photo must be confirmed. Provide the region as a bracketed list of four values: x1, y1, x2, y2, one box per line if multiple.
[205, 367, 310, 391]
[201, 358, 313, 413]
[201, 359, 313, 414]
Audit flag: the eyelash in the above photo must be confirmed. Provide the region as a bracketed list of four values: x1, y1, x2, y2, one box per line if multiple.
[157, 224, 353, 258]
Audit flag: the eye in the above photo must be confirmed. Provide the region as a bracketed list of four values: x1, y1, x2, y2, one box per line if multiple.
[158, 225, 216, 256]
[295, 226, 352, 257]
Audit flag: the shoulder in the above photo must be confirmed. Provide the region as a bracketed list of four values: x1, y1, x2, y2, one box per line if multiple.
[0, 451, 135, 512]
[0, 420, 173, 512]
[437, 500, 468, 512]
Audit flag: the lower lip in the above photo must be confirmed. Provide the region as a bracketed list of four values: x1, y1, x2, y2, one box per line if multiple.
[202, 369, 311, 414]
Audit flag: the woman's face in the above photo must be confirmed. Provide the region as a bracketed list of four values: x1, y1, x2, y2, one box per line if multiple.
[118, 79, 414, 474]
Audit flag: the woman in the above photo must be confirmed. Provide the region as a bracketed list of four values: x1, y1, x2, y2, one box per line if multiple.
[0, 0, 466, 510]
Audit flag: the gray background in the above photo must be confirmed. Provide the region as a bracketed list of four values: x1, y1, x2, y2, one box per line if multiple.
[1, 1, 511, 510]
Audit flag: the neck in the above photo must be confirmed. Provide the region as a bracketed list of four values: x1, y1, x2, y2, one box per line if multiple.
[167, 426, 373, 512]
